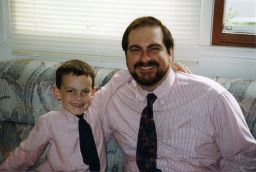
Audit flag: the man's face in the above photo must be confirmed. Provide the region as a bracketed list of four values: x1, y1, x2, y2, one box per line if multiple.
[126, 26, 172, 90]
[54, 74, 94, 116]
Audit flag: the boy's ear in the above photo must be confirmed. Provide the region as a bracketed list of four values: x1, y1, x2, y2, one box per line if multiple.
[51, 86, 61, 101]
[91, 87, 96, 96]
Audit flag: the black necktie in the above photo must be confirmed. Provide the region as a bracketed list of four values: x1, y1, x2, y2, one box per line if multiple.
[77, 114, 100, 171]
[136, 93, 161, 172]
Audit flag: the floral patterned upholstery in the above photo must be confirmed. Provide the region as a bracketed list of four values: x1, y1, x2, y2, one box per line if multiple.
[0, 59, 256, 171]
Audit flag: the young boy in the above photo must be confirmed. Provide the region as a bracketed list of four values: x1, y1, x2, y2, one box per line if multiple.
[0, 59, 106, 171]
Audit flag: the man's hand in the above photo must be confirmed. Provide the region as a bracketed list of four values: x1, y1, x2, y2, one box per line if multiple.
[171, 62, 191, 73]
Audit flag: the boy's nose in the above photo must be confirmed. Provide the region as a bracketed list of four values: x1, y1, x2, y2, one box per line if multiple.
[75, 93, 83, 100]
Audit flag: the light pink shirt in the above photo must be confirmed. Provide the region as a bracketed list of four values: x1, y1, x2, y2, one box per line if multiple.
[91, 68, 256, 172]
[0, 107, 106, 172]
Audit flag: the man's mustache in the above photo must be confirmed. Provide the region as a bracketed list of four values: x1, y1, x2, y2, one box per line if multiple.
[134, 61, 159, 68]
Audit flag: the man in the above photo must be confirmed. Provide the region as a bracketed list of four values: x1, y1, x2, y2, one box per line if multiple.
[88, 16, 256, 171]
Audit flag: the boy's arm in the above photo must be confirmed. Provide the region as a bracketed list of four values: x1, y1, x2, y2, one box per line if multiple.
[0, 116, 50, 171]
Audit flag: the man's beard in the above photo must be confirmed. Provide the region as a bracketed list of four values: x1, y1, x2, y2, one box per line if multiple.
[130, 60, 168, 86]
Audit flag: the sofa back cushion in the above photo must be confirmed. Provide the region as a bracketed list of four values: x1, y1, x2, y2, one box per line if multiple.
[0, 59, 60, 124]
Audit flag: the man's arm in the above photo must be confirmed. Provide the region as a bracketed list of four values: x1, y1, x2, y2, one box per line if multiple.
[87, 69, 131, 140]
[213, 91, 256, 171]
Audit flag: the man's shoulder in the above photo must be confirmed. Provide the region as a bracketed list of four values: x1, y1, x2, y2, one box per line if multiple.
[111, 68, 131, 83]
[175, 72, 227, 95]
[100, 69, 132, 93]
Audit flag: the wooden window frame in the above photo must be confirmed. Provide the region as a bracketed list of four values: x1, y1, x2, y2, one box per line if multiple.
[212, 0, 256, 48]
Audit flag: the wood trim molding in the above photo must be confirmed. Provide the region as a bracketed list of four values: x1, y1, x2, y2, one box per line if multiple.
[212, 0, 256, 47]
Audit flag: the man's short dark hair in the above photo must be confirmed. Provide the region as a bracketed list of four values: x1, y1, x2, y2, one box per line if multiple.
[122, 16, 174, 55]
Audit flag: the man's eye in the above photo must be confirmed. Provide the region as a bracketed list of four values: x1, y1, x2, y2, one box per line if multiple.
[150, 47, 160, 52]
[130, 48, 140, 52]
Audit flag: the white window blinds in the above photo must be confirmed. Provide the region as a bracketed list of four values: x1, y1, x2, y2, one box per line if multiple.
[9, 0, 200, 62]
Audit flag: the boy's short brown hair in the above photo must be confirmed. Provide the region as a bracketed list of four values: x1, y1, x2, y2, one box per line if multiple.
[56, 59, 95, 89]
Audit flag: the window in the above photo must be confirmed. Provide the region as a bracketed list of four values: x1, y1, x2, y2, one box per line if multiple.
[212, 0, 256, 47]
[9, 0, 200, 62]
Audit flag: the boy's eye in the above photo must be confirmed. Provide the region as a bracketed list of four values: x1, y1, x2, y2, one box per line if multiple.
[81, 90, 90, 96]
[67, 89, 76, 94]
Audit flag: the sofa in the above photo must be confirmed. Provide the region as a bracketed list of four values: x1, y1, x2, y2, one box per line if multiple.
[0, 58, 256, 171]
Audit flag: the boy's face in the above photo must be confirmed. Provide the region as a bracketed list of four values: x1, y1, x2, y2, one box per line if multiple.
[54, 73, 95, 116]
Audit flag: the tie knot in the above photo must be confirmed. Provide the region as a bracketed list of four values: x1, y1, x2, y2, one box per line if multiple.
[147, 93, 157, 106]
[76, 114, 84, 120]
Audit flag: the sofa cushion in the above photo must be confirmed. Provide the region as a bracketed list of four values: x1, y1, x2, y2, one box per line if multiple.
[106, 139, 124, 172]
[0, 121, 33, 163]
[211, 77, 256, 138]
[0, 59, 60, 124]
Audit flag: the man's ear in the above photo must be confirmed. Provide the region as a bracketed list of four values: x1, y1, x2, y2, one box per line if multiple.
[51, 86, 61, 101]
[168, 48, 173, 62]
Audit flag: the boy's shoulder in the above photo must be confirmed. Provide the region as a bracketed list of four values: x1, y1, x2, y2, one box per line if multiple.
[39, 110, 63, 121]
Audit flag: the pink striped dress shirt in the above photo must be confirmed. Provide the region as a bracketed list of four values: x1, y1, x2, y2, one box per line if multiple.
[0, 107, 106, 172]
[90, 68, 256, 172]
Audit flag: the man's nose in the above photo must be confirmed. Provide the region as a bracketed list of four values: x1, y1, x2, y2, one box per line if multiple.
[140, 50, 151, 62]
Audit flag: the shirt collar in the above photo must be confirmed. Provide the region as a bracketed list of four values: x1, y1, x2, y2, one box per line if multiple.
[133, 67, 176, 102]
[60, 106, 80, 121]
